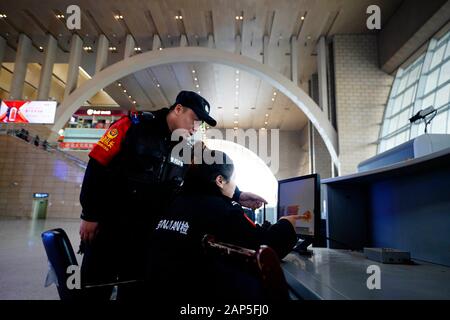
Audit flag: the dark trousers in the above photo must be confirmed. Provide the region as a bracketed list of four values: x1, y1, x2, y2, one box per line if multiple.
[80, 222, 148, 301]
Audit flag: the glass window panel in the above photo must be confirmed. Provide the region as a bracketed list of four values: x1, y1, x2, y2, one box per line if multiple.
[407, 65, 420, 86]
[382, 119, 391, 136]
[430, 45, 446, 70]
[430, 110, 448, 134]
[389, 116, 399, 133]
[424, 69, 439, 94]
[386, 137, 395, 150]
[421, 92, 435, 109]
[385, 99, 394, 118]
[379, 140, 386, 153]
[392, 95, 403, 115]
[397, 75, 408, 93]
[445, 41, 450, 59]
[398, 108, 412, 128]
[434, 84, 450, 108]
[438, 60, 450, 85]
[402, 86, 415, 108]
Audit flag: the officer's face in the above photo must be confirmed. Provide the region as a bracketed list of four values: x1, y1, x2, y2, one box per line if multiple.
[174, 105, 201, 137]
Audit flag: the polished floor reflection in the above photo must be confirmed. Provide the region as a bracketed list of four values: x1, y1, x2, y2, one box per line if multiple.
[0, 217, 81, 300]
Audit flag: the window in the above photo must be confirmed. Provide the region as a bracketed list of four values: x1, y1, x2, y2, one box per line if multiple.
[378, 29, 450, 153]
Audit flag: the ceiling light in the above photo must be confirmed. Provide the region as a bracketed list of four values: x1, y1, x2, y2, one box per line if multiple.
[271, 98, 275, 101]
[117, 83, 122, 87]
[134, 47, 141, 51]
[194, 77, 198, 81]
[273, 92, 277, 96]
[261, 127, 266, 130]
[236, 70, 239, 74]
[158, 47, 163, 50]
[114, 14, 124, 20]
[307, 35, 311, 40]
[236, 85, 239, 89]
[236, 78, 239, 81]
[0, 14, 7, 19]
[128, 95, 132, 99]
[133, 100, 136, 104]
[234, 121, 238, 124]
[234, 127, 238, 130]
[192, 70, 196, 73]
[301, 16, 305, 20]
[196, 84, 199, 88]
[265, 121, 268, 125]
[175, 15, 183, 20]
[109, 47, 117, 51]
[234, 113, 239, 116]
[123, 89, 127, 93]
[197, 91, 201, 94]
[156, 84, 160, 87]
[265, 114, 269, 117]
[39, 46, 43, 51]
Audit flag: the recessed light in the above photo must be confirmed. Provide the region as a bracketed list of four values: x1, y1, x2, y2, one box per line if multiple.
[271, 98, 275, 101]
[133, 100, 136, 104]
[0, 14, 7, 19]
[307, 35, 311, 40]
[196, 84, 199, 88]
[158, 47, 162, 50]
[234, 113, 239, 116]
[39, 46, 43, 51]
[197, 91, 201, 94]
[265, 114, 269, 117]
[156, 84, 160, 87]
[123, 89, 127, 93]
[117, 83, 122, 87]
[234, 121, 238, 124]
[194, 77, 198, 81]
[236, 70, 239, 74]
[236, 85, 239, 89]
[128, 95, 132, 99]
[301, 16, 305, 20]
[273, 92, 277, 96]
[265, 121, 268, 125]
[192, 70, 196, 73]
[261, 127, 266, 130]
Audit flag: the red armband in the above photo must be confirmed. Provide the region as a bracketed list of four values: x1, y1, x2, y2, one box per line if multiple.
[89, 116, 131, 166]
[243, 212, 256, 228]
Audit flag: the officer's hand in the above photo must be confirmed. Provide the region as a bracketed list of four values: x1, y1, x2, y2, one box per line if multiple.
[80, 220, 99, 244]
[238, 192, 268, 209]
[280, 211, 311, 229]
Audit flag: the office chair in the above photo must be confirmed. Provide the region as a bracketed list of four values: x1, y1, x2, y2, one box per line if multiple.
[202, 235, 290, 301]
[41, 228, 140, 300]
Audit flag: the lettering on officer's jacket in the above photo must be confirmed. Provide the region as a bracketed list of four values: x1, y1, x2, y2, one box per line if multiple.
[156, 219, 189, 235]
[97, 128, 118, 152]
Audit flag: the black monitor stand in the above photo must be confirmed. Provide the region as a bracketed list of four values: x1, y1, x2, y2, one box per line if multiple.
[293, 238, 314, 256]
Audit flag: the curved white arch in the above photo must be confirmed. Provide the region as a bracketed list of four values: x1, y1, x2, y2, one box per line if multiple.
[53, 47, 339, 166]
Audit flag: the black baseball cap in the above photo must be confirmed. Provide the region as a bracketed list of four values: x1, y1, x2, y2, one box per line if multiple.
[173, 91, 217, 127]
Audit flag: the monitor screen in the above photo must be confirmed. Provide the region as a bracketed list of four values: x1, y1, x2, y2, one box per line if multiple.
[277, 174, 319, 238]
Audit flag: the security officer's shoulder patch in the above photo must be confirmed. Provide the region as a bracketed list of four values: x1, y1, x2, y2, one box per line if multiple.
[89, 116, 132, 166]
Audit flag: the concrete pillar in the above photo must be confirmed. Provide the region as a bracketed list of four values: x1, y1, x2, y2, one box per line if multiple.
[180, 34, 188, 47]
[263, 35, 269, 65]
[0, 37, 6, 77]
[95, 34, 109, 74]
[152, 34, 162, 51]
[317, 36, 329, 118]
[37, 35, 57, 100]
[9, 34, 31, 99]
[124, 34, 135, 59]
[64, 34, 83, 99]
[290, 36, 298, 85]
[207, 34, 214, 49]
[235, 35, 241, 55]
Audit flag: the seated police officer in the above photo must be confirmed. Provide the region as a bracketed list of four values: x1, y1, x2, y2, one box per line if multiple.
[79, 91, 267, 300]
[147, 150, 303, 301]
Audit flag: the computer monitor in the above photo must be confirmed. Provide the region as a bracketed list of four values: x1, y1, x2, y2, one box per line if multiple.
[277, 173, 320, 256]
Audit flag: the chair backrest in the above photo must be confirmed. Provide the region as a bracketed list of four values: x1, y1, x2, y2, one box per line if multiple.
[202, 235, 289, 301]
[41, 228, 79, 300]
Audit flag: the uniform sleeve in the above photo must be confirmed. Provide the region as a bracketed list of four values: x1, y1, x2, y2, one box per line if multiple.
[219, 206, 297, 259]
[80, 158, 112, 222]
[89, 116, 131, 166]
[232, 186, 241, 202]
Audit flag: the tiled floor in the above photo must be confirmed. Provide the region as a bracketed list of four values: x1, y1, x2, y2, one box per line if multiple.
[0, 217, 81, 300]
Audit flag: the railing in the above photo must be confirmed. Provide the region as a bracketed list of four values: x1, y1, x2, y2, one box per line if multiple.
[1, 127, 88, 170]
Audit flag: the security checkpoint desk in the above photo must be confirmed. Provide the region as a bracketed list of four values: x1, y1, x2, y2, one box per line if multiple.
[281, 147, 450, 300]
[281, 248, 450, 300]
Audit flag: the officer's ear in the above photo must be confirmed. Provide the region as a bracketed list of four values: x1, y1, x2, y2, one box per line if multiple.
[215, 175, 226, 189]
[173, 104, 184, 115]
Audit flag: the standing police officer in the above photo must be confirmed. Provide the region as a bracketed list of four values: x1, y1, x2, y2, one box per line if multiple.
[78, 91, 266, 300]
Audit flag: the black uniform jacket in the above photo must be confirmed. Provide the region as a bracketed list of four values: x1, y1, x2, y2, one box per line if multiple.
[147, 191, 297, 301]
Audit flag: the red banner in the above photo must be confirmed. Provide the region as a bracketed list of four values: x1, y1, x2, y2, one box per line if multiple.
[59, 142, 96, 150]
